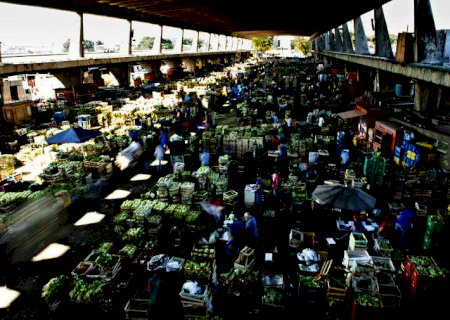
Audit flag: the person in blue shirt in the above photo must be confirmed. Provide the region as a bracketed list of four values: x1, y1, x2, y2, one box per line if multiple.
[255, 172, 264, 211]
[159, 129, 168, 149]
[244, 212, 258, 249]
[272, 113, 279, 125]
[200, 148, 211, 167]
[395, 206, 414, 248]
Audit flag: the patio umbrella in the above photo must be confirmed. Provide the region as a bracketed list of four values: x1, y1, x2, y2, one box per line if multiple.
[312, 184, 376, 212]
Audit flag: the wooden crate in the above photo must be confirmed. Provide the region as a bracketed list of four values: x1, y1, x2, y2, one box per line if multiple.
[236, 246, 255, 267]
[124, 298, 148, 320]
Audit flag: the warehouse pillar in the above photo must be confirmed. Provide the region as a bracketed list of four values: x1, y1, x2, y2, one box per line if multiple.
[192, 31, 199, 53]
[375, 7, 394, 58]
[328, 31, 337, 51]
[108, 64, 131, 87]
[354, 16, 369, 55]
[0, 78, 4, 107]
[342, 23, 355, 54]
[153, 25, 162, 54]
[335, 28, 343, 52]
[414, 0, 443, 65]
[69, 12, 85, 59]
[120, 19, 133, 55]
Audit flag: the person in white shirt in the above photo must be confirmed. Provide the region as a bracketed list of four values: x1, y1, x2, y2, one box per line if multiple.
[286, 115, 292, 127]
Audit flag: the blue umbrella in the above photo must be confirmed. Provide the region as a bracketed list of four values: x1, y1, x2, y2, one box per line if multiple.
[312, 184, 376, 212]
[45, 127, 101, 145]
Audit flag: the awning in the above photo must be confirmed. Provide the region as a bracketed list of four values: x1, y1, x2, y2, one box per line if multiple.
[336, 109, 365, 120]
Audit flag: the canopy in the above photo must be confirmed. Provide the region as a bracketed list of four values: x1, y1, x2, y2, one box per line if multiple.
[45, 127, 101, 145]
[312, 184, 376, 212]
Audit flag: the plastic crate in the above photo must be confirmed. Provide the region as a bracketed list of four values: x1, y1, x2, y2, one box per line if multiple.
[343, 250, 371, 269]
[373, 238, 393, 257]
[371, 256, 395, 274]
[378, 284, 401, 307]
[349, 232, 368, 250]
[351, 293, 383, 320]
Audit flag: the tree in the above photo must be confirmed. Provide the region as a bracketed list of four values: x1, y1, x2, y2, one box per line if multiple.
[96, 40, 104, 46]
[198, 39, 205, 49]
[161, 38, 174, 50]
[136, 36, 155, 50]
[251, 36, 273, 52]
[83, 40, 95, 52]
[292, 37, 311, 57]
[182, 38, 193, 46]
[62, 38, 70, 52]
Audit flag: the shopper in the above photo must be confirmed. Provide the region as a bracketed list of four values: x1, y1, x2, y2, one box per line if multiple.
[395, 205, 414, 248]
[271, 171, 281, 197]
[154, 144, 165, 173]
[244, 212, 258, 249]
[200, 148, 211, 167]
[377, 211, 396, 240]
[254, 172, 264, 212]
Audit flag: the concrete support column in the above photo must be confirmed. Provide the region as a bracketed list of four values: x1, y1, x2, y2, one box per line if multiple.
[120, 19, 132, 55]
[414, 79, 441, 113]
[328, 30, 336, 51]
[414, 0, 443, 64]
[208, 34, 212, 51]
[153, 25, 162, 54]
[0, 78, 4, 106]
[174, 28, 183, 53]
[69, 12, 84, 59]
[335, 28, 343, 52]
[232, 37, 238, 50]
[342, 23, 355, 53]
[354, 16, 369, 55]
[108, 64, 131, 87]
[192, 31, 199, 53]
[324, 34, 330, 51]
[320, 35, 326, 51]
[375, 7, 394, 58]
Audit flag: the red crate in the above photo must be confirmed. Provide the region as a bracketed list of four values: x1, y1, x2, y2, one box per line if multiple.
[403, 256, 412, 282]
[410, 267, 444, 300]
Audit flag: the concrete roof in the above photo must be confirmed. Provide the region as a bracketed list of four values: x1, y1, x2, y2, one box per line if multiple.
[2, 0, 391, 38]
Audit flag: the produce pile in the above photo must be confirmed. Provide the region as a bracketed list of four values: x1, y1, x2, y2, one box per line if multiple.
[355, 293, 380, 307]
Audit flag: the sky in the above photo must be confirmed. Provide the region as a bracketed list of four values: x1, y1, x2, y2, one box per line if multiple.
[0, 0, 449, 48]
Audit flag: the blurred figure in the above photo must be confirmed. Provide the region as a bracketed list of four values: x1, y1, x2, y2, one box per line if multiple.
[200, 148, 211, 167]
[154, 144, 165, 173]
[244, 212, 258, 249]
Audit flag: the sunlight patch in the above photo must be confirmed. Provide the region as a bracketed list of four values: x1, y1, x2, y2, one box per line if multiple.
[32, 243, 70, 262]
[105, 189, 130, 200]
[0, 286, 20, 309]
[74, 211, 105, 226]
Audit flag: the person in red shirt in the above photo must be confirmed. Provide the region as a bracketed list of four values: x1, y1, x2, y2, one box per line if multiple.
[377, 211, 396, 240]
